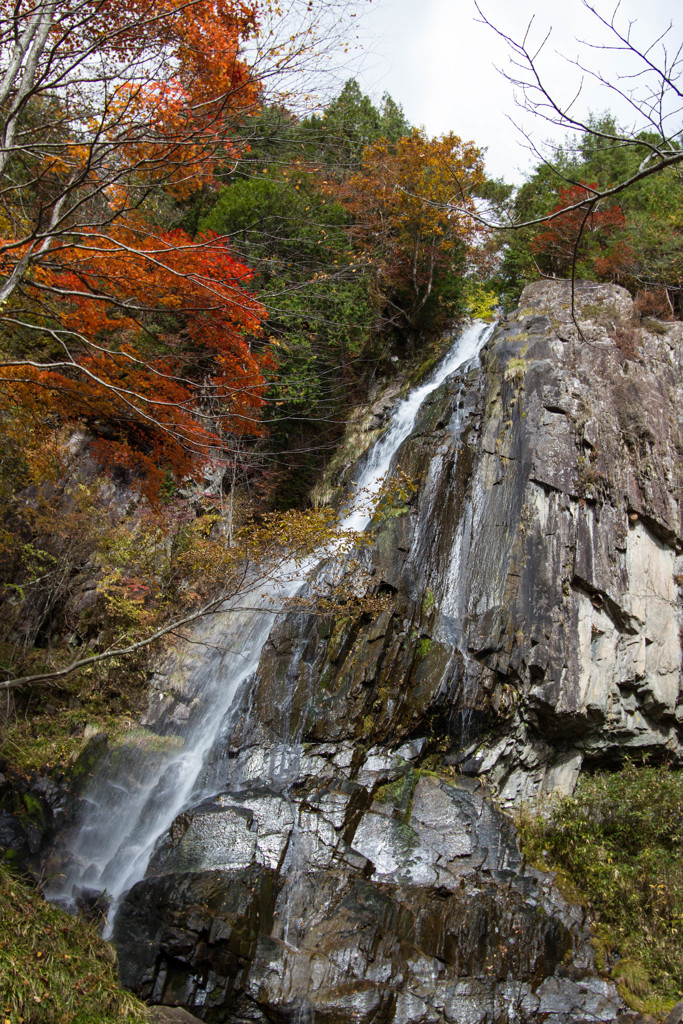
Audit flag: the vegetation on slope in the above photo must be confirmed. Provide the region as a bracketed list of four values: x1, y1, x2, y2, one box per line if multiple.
[0, 0, 681, 1016]
[519, 761, 683, 1016]
[0, 862, 148, 1024]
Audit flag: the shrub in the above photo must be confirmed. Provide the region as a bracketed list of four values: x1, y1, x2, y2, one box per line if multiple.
[518, 761, 683, 1015]
[635, 288, 674, 320]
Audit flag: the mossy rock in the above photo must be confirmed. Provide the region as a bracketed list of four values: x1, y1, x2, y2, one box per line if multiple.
[70, 732, 109, 790]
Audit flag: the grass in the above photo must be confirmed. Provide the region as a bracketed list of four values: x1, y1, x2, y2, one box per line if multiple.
[0, 863, 150, 1024]
[1, 705, 133, 774]
[0, 657, 151, 773]
[518, 761, 683, 1016]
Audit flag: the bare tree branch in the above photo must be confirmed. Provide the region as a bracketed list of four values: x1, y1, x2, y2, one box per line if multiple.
[463, 1, 683, 233]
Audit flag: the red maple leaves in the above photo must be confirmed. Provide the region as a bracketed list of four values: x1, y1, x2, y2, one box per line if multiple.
[531, 183, 629, 280]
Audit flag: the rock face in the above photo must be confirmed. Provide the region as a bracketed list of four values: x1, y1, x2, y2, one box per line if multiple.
[0, 763, 71, 873]
[200, 280, 682, 804]
[55, 282, 683, 1022]
[117, 766, 617, 1024]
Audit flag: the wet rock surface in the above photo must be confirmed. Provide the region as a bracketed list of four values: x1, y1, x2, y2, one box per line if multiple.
[197, 281, 683, 807]
[0, 763, 71, 872]
[452, 282, 683, 799]
[115, 761, 618, 1024]
[51, 283, 683, 1022]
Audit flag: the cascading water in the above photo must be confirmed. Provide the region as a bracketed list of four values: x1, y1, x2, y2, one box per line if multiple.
[48, 320, 493, 931]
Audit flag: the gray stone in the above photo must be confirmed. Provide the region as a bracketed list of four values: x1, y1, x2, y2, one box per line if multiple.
[663, 1000, 683, 1024]
[149, 1007, 204, 1024]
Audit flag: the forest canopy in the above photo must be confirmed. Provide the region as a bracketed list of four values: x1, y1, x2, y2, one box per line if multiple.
[494, 116, 683, 316]
[0, 0, 492, 707]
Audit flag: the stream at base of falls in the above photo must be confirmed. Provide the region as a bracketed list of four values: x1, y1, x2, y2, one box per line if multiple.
[46, 320, 494, 932]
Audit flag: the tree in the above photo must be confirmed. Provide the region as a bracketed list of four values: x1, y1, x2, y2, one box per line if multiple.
[464, 3, 683, 314]
[0, 23, 411, 699]
[569, 121, 683, 312]
[0, 0, 369, 495]
[476, 0, 682, 213]
[337, 128, 486, 340]
[492, 117, 682, 313]
[530, 182, 626, 279]
[198, 162, 372, 504]
[303, 78, 411, 169]
[189, 81, 413, 504]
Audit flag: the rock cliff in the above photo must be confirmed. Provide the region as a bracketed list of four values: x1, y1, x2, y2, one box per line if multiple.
[50, 281, 683, 1022]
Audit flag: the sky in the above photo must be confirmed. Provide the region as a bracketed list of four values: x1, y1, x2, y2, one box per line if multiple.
[346, 0, 681, 182]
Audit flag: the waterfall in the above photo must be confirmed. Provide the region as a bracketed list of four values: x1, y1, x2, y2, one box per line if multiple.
[48, 320, 493, 929]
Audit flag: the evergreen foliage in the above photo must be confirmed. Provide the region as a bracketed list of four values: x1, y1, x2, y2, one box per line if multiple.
[494, 116, 683, 315]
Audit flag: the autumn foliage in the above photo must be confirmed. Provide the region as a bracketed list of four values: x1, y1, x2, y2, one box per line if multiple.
[530, 183, 628, 280]
[0, 0, 260, 191]
[0, 8, 498, 699]
[337, 129, 486, 337]
[1, 222, 268, 498]
[0, 0, 272, 498]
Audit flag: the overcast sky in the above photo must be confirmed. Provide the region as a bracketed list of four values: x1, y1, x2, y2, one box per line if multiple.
[347, 0, 681, 182]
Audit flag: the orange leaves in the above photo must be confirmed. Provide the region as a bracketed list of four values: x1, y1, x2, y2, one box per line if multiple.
[2, 0, 261, 216]
[333, 129, 485, 331]
[343, 129, 484, 250]
[0, 0, 284, 501]
[45, 224, 265, 346]
[530, 183, 627, 279]
[0, 217, 268, 501]
[373, 132, 480, 231]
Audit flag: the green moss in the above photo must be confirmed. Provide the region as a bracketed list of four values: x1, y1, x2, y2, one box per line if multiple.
[580, 298, 619, 322]
[394, 820, 420, 851]
[378, 503, 409, 520]
[374, 768, 416, 815]
[1, 848, 21, 868]
[504, 357, 528, 381]
[117, 726, 183, 755]
[361, 714, 375, 736]
[70, 733, 109, 786]
[517, 762, 683, 1014]
[641, 317, 669, 336]
[20, 793, 45, 829]
[421, 589, 435, 614]
[416, 637, 432, 658]
[327, 616, 355, 662]
[317, 665, 333, 692]
[0, 863, 149, 1023]
[415, 762, 456, 783]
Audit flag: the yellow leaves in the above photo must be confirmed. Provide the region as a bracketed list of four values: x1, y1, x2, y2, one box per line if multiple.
[369, 128, 482, 215]
[464, 283, 498, 322]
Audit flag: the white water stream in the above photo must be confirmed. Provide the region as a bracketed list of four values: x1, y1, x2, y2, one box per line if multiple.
[50, 321, 493, 928]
